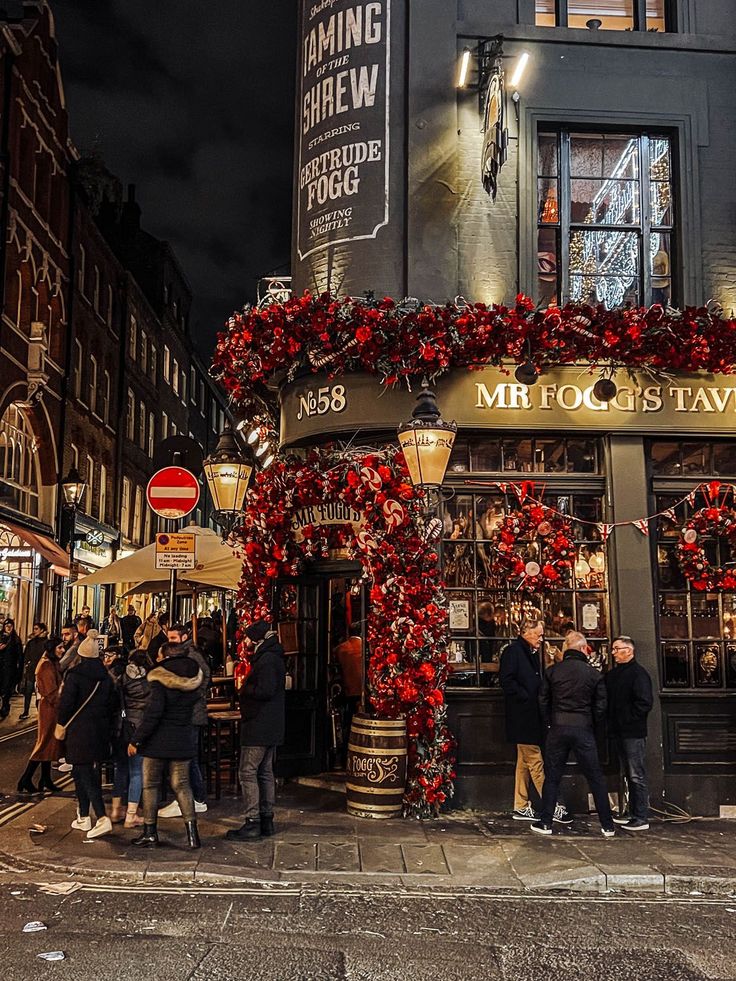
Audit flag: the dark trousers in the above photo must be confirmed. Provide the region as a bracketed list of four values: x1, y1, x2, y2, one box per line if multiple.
[22, 690, 33, 715]
[238, 745, 276, 820]
[73, 762, 106, 821]
[142, 757, 195, 824]
[616, 736, 649, 821]
[540, 726, 612, 828]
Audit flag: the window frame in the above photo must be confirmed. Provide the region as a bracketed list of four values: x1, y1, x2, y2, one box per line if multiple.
[535, 125, 677, 308]
[534, 0, 673, 32]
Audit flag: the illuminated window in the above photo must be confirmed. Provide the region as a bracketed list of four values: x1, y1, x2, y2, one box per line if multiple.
[536, 130, 674, 308]
[535, 1, 667, 30]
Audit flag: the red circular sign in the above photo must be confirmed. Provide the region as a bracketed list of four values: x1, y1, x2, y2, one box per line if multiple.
[146, 467, 200, 520]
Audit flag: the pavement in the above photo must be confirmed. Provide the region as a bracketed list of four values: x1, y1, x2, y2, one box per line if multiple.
[2, 773, 736, 896]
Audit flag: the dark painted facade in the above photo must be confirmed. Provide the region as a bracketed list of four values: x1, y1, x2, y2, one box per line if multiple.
[288, 2, 736, 815]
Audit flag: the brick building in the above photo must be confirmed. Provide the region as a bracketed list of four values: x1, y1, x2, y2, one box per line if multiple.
[0, 3, 232, 633]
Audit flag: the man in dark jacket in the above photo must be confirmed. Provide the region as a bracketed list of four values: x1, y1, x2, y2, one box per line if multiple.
[226, 619, 286, 842]
[156, 623, 210, 817]
[19, 622, 48, 719]
[606, 635, 654, 831]
[0, 618, 23, 718]
[532, 632, 615, 838]
[120, 605, 142, 653]
[499, 618, 571, 824]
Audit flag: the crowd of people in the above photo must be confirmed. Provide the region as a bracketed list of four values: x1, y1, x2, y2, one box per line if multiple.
[500, 619, 653, 836]
[4, 604, 287, 849]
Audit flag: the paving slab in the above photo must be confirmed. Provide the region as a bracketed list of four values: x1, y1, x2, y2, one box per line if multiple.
[273, 841, 317, 872]
[359, 842, 406, 874]
[442, 843, 523, 888]
[400, 843, 450, 875]
[316, 841, 361, 873]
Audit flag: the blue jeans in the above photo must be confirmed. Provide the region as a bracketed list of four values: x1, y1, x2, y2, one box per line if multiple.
[616, 736, 649, 821]
[238, 745, 276, 820]
[128, 752, 143, 805]
[540, 726, 612, 828]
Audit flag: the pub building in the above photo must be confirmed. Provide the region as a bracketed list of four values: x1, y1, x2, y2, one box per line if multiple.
[216, 1, 736, 816]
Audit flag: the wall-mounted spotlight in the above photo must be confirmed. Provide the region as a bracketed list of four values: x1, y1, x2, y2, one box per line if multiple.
[457, 46, 472, 88]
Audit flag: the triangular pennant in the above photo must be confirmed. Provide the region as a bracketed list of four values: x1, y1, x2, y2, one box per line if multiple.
[495, 481, 508, 494]
[596, 522, 614, 543]
[687, 490, 697, 506]
[510, 482, 525, 504]
[633, 518, 650, 536]
[661, 507, 677, 523]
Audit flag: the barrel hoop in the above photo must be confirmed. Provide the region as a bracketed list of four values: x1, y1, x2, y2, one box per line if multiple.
[347, 802, 404, 813]
[346, 782, 404, 796]
[347, 744, 406, 756]
[352, 719, 406, 730]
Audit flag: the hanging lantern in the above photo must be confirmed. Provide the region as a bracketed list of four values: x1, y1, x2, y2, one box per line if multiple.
[203, 422, 252, 522]
[397, 386, 457, 489]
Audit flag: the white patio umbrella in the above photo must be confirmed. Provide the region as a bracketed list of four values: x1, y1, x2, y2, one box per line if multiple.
[73, 525, 243, 591]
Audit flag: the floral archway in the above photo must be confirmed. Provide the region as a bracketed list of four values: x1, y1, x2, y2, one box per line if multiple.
[235, 444, 455, 818]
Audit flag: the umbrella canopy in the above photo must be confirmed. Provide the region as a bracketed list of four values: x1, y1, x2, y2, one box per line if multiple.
[74, 525, 243, 590]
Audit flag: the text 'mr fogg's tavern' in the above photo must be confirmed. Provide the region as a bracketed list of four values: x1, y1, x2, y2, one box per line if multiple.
[475, 380, 736, 413]
[298, 1, 389, 256]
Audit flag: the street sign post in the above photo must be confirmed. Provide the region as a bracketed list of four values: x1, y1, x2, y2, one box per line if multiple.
[146, 466, 201, 625]
[155, 533, 196, 571]
[146, 467, 200, 520]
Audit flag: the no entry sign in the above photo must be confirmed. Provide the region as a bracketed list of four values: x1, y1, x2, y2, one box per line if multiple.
[146, 466, 200, 520]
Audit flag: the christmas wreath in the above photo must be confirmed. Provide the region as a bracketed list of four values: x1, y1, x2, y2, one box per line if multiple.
[675, 499, 736, 591]
[235, 445, 456, 817]
[492, 502, 574, 590]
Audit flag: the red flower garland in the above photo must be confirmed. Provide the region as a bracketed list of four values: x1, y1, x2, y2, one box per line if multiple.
[676, 504, 736, 591]
[492, 503, 574, 590]
[212, 293, 736, 435]
[235, 445, 456, 817]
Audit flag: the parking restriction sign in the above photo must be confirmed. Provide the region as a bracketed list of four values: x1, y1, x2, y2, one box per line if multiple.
[155, 533, 196, 571]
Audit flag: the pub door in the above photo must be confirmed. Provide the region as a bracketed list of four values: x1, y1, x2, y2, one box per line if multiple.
[273, 571, 364, 778]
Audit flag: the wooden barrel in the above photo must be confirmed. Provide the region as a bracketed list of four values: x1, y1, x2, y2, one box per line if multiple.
[346, 714, 408, 819]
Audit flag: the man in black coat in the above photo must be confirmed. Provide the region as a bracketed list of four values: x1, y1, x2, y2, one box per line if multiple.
[606, 635, 654, 831]
[120, 605, 142, 653]
[499, 618, 571, 824]
[226, 619, 286, 842]
[532, 632, 615, 838]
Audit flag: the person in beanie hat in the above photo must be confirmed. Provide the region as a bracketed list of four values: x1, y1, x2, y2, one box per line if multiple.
[57, 629, 116, 840]
[226, 618, 285, 842]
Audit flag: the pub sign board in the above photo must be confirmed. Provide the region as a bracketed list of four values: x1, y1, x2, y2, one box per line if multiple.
[280, 368, 736, 445]
[296, 0, 391, 261]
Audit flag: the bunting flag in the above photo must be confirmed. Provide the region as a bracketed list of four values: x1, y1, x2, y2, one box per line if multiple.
[494, 481, 508, 494]
[596, 523, 614, 543]
[687, 490, 698, 506]
[662, 508, 677, 523]
[633, 518, 650, 537]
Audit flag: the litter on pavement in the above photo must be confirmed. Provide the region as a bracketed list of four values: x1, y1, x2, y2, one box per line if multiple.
[38, 882, 83, 896]
[37, 952, 65, 961]
[22, 921, 47, 933]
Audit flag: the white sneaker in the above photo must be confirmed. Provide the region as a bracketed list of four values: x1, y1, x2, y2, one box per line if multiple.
[71, 815, 92, 832]
[158, 800, 182, 818]
[86, 816, 113, 839]
[58, 762, 73, 773]
[195, 800, 207, 814]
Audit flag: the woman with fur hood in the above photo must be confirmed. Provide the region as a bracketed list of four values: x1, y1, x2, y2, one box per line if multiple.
[127, 642, 203, 849]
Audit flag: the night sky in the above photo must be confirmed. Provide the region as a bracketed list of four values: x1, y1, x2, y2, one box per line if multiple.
[52, 0, 298, 356]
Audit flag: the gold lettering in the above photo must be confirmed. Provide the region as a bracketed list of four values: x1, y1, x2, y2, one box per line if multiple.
[669, 387, 692, 412]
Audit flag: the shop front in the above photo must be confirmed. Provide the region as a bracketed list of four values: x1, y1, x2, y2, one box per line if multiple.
[68, 514, 118, 626]
[267, 365, 736, 815]
[0, 518, 68, 637]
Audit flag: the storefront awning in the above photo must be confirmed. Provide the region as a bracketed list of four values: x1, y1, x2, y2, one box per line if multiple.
[1, 519, 70, 576]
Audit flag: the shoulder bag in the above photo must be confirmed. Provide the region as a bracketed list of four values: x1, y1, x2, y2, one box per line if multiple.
[54, 681, 100, 741]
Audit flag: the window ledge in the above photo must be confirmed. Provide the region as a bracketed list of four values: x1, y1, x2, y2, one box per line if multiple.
[459, 22, 736, 54]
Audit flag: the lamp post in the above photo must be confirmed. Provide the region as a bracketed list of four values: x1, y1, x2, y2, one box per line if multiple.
[397, 385, 457, 504]
[397, 382, 457, 568]
[203, 422, 253, 539]
[61, 466, 86, 624]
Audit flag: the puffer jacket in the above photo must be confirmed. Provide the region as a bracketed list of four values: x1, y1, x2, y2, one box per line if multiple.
[539, 650, 607, 729]
[131, 653, 202, 759]
[121, 663, 151, 730]
[239, 633, 286, 747]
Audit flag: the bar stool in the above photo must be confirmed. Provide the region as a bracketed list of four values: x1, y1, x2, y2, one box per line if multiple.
[205, 710, 241, 800]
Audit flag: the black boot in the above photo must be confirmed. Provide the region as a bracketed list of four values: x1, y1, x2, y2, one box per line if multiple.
[225, 819, 262, 841]
[38, 762, 60, 793]
[185, 820, 201, 849]
[132, 823, 160, 847]
[260, 814, 275, 837]
[17, 764, 39, 794]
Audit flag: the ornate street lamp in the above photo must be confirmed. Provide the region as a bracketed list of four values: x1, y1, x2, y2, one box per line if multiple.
[61, 466, 86, 622]
[397, 386, 457, 495]
[203, 422, 252, 536]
